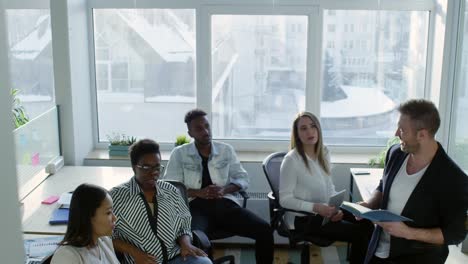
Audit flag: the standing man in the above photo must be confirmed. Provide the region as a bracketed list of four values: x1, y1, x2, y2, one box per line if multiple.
[360, 99, 468, 263]
[163, 109, 274, 264]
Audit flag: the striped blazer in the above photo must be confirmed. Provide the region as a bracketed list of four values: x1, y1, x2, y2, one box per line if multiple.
[110, 177, 192, 264]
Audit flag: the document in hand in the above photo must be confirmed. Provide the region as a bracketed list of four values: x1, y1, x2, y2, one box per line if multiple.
[322, 189, 346, 226]
[340, 201, 413, 222]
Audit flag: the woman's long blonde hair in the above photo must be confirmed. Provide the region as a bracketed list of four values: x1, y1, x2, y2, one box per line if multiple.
[290, 111, 330, 175]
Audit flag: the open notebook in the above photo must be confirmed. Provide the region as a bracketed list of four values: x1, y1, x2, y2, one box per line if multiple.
[24, 236, 63, 264]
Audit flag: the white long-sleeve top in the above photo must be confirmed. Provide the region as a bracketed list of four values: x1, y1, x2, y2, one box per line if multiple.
[51, 236, 119, 264]
[279, 147, 336, 229]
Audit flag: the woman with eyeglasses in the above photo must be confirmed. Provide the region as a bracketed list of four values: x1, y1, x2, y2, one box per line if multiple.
[279, 112, 374, 264]
[110, 139, 211, 264]
[51, 183, 119, 264]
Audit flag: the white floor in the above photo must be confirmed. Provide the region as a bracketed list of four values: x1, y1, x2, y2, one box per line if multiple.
[446, 245, 468, 264]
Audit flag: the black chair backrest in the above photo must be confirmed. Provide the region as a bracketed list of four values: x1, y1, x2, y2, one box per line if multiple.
[262, 151, 287, 202]
[43, 254, 53, 264]
[262, 151, 335, 248]
[163, 180, 188, 205]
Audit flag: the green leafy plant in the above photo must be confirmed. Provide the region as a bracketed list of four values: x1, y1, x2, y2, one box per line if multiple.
[369, 136, 400, 168]
[106, 132, 137, 146]
[175, 135, 190, 146]
[11, 89, 30, 129]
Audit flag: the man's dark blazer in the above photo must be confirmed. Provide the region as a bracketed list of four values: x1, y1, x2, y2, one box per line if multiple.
[364, 143, 468, 263]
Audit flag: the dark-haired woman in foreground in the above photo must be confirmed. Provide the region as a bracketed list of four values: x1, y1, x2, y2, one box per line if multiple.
[52, 183, 119, 263]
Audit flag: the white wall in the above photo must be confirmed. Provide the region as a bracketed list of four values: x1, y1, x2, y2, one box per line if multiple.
[85, 156, 374, 200]
[0, 2, 26, 262]
[51, 0, 93, 165]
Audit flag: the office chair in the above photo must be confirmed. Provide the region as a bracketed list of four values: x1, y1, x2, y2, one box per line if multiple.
[262, 152, 334, 264]
[164, 180, 235, 264]
[42, 255, 53, 264]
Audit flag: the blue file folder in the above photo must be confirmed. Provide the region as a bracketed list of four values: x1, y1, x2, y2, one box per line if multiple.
[49, 208, 69, 225]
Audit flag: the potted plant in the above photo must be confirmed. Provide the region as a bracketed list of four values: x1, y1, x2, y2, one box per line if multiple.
[106, 133, 137, 156]
[175, 135, 190, 147]
[369, 136, 400, 168]
[11, 89, 29, 129]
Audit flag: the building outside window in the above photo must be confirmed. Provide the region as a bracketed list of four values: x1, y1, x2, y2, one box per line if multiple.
[87, 2, 435, 149]
[322, 10, 429, 145]
[92, 9, 196, 142]
[6, 9, 55, 120]
[211, 15, 307, 139]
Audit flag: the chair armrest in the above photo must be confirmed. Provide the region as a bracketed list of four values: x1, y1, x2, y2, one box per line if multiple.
[283, 207, 316, 216]
[192, 230, 211, 252]
[268, 192, 316, 229]
[239, 191, 249, 208]
[267, 191, 314, 215]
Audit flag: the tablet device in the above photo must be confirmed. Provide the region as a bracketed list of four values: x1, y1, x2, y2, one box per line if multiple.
[322, 189, 346, 226]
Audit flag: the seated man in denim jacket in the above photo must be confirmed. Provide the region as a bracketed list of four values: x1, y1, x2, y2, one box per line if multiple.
[163, 109, 273, 264]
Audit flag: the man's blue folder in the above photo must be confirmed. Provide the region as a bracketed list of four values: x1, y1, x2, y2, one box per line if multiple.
[49, 208, 69, 225]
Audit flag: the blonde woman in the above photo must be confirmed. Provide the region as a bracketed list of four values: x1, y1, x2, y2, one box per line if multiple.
[279, 111, 373, 264]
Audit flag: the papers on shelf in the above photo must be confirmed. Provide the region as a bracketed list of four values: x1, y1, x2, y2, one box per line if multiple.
[57, 192, 72, 208]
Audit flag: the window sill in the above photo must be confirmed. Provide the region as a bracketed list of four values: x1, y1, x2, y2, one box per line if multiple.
[85, 149, 373, 165]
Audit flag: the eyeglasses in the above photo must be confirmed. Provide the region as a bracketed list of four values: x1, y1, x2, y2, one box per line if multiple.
[136, 164, 165, 173]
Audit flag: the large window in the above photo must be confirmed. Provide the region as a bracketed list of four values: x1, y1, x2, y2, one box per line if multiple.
[322, 10, 429, 145]
[6, 9, 55, 120]
[449, 0, 468, 171]
[211, 15, 307, 139]
[89, 2, 435, 148]
[93, 9, 196, 142]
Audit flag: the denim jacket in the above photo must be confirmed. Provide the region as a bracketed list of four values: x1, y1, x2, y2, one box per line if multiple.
[163, 141, 249, 204]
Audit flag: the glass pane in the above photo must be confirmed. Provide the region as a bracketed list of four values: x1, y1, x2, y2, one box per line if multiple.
[449, 1, 468, 171]
[93, 9, 196, 142]
[212, 15, 308, 139]
[6, 9, 55, 120]
[322, 10, 429, 145]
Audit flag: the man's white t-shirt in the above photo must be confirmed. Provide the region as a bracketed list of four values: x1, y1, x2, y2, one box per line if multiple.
[375, 156, 428, 258]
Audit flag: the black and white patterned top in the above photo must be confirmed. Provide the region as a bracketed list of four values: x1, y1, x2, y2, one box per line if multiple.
[110, 177, 192, 264]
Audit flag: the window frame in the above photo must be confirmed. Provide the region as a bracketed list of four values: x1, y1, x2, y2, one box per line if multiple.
[87, 0, 436, 153]
[200, 5, 320, 151]
[2, 0, 49, 9]
[447, 0, 468, 170]
[5, 1, 57, 121]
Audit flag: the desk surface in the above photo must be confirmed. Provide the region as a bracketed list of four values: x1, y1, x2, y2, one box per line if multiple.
[21, 166, 133, 235]
[350, 168, 382, 201]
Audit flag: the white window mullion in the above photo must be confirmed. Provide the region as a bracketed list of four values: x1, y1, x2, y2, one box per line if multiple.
[424, 9, 435, 100]
[87, 8, 102, 148]
[320, 0, 433, 11]
[2, 0, 49, 9]
[197, 7, 212, 117]
[305, 7, 321, 116]
[436, 0, 463, 149]
[445, 0, 466, 152]
[88, 0, 200, 9]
